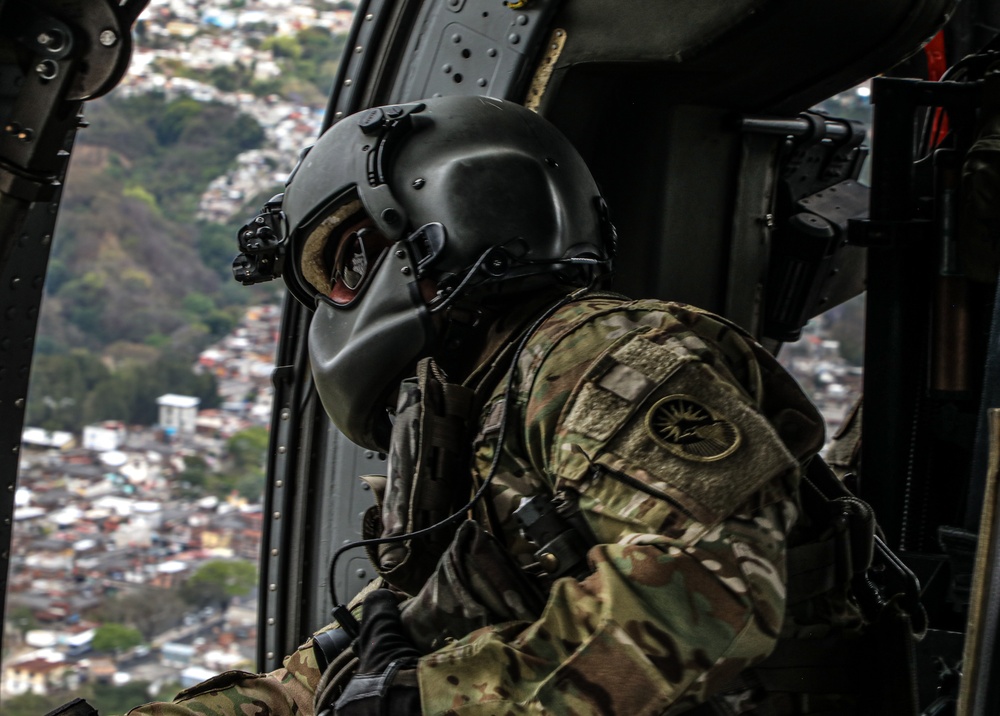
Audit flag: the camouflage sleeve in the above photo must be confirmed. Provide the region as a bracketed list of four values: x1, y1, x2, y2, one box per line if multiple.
[416, 301, 824, 715]
[125, 638, 322, 716]
[418, 493, 795, 715]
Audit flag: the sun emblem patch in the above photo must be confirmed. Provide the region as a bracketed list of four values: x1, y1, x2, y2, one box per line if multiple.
[645, 395, 741, 462]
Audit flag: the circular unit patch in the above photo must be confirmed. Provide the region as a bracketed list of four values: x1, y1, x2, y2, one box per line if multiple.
[645, 394, 741, 462]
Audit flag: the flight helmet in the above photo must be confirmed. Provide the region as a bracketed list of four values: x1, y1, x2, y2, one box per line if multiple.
[235, 96, 615, 450]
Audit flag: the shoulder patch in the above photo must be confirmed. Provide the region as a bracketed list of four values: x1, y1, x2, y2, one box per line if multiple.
[645, 394, 741, 462]
[550, 331, 695, 482]
[549, 325, 799, 527]
[598, 359, 798, 525]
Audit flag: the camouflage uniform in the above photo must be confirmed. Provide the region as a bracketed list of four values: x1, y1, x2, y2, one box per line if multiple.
[130, 294, 826, 716]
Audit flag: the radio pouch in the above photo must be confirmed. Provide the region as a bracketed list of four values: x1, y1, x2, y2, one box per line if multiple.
[363, 357, 477, 596]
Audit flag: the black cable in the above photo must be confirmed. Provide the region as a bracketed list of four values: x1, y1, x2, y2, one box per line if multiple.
[427, 244, 609, 315]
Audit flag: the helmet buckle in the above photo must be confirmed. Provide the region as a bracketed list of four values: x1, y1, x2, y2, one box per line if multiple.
[400, 222, 447, 277]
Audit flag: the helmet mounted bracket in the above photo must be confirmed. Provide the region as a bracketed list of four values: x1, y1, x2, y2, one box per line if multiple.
[399, 222, 447, 278]
[233, 193, 287, 285]
[357, 103, 427, 242]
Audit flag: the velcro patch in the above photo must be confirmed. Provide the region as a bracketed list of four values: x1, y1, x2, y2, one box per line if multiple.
[645, 394, 741, 462]
[480, 398, 506, 437]
[598, 360, 797, 524]
[563, 382, 630, 442]
[612, 334, 689, 381]
[598, 363, 654, 402]
[555, 334, 693, 482]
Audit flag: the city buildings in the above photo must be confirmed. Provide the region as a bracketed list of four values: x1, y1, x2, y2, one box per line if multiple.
[2, 304, 279, 700]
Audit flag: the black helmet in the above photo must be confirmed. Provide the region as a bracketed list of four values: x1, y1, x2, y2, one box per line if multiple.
[235, 96, 614, 450]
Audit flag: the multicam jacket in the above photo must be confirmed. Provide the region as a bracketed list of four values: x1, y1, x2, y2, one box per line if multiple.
[129, 295, 827, 716]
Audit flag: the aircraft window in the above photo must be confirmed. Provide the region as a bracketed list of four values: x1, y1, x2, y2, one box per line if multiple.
[2, 304, 281, 713]
[1, 4, 348, 709]
[773, 82, 872, 447]
[778, 293, 865, 450]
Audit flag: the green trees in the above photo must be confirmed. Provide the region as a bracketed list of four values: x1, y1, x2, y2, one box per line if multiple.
[26, 350, 109, 431]
[36, 92, 262, 362]
[0, 693, 67, 716]
[26, 352, 219, 431]
[261, 27, 346, 104]
[22, 91, 265, 430]
[78, 93, 264, 222]
[227, 426, 269, 472]
[182, 560, 258, 611]
[220, 427, 269, 499]
[91, 623, 144, 653]
[94, 588, 189, 642]
[0, 681, 179, 716]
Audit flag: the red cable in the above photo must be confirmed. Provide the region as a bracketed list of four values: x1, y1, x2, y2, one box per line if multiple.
[924, 31, 950, 147]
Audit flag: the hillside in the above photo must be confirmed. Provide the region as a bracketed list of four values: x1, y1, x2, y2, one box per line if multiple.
[28, 94, 278, 430]
[20, 18, 354, 431]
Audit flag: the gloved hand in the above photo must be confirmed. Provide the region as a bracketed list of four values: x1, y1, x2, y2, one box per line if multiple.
[334, 589, 422, 716]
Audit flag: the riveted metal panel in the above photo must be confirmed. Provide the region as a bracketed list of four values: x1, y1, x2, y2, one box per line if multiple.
[0, 147, 73, 632]
[389, 0, 559, 103]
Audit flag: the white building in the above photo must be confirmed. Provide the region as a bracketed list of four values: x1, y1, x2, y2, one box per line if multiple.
[157, 394, 201, 436]
[83, 421, 127, 451]
[21, 428, 75, 450]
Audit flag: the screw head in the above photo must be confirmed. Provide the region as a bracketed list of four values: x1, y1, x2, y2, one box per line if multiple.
[36, 60, 58, 80]
[539, 552, 559, 572]
[99, 30, 118, 47]
[37, 30, 67, 52]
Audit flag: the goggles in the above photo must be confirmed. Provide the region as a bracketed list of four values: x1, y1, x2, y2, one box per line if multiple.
[299, 199, 393, 307]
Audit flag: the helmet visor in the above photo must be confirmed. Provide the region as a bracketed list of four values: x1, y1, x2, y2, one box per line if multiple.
[299, 199, 393, 306]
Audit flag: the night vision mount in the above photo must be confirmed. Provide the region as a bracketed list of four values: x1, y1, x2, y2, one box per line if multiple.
[233, 193, 286, 286]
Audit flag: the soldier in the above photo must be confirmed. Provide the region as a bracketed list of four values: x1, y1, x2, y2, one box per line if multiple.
[133, 96, 889, 716]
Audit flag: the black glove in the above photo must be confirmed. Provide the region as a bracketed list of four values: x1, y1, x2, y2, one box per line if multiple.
[334, 589, 422, 716]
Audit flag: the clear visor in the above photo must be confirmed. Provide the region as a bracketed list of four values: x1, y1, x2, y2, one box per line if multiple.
[299, 199, 393, 306]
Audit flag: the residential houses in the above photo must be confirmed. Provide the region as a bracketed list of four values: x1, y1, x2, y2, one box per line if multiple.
[2, 305, 278, 698]
[119, 0, 347, 223]
[4, 0, 335, 700]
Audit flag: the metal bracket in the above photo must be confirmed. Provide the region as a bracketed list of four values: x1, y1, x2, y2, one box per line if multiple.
[234, 194, 288, 286]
